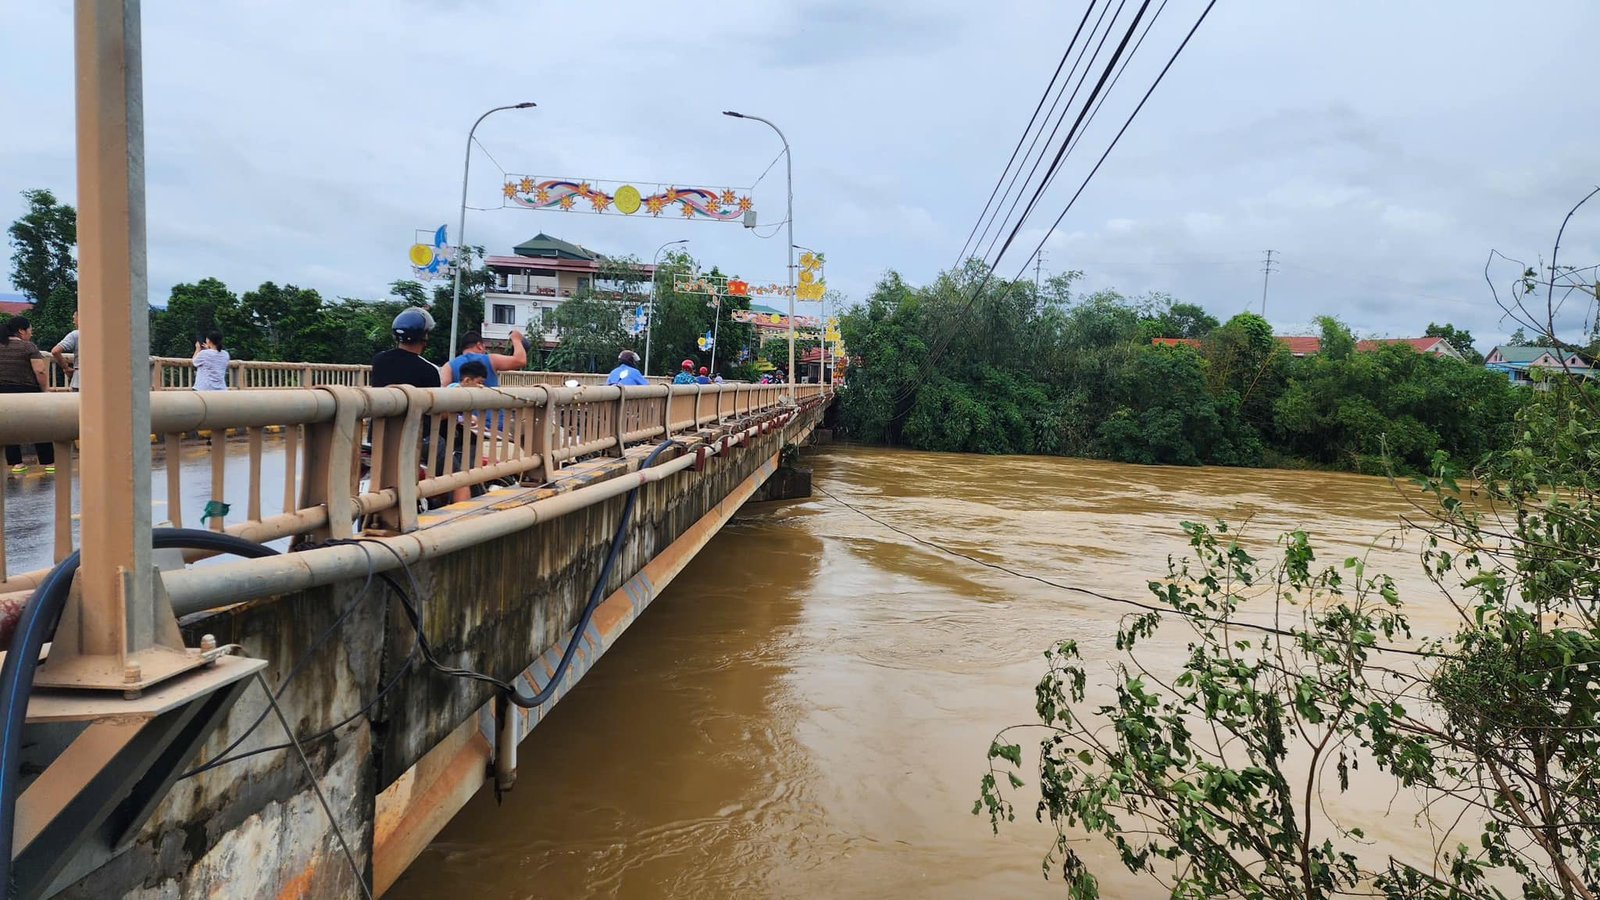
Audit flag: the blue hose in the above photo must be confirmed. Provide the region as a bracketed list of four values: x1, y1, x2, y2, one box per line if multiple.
[0, 528, 279, 898]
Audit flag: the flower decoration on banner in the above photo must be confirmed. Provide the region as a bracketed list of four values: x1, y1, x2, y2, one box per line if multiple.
[503, 175, 754, 221]
[675, 273, 730, 296]
[797, 250, 826, 301]
[731, 309, 821, 329]
[407, 225, 454, 282]
[728, 279, 749, 297]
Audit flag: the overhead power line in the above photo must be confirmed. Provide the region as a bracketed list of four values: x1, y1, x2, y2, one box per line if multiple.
[893, 0, 1213, 407]
[950, 0, 1103, 273]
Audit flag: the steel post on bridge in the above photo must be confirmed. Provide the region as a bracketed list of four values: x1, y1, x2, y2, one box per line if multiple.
[8, 7, 266, 895]
[43, 0, 195, 692]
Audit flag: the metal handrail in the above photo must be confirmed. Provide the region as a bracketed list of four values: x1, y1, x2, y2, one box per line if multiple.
[44, 355, 673, 391]
[0, 383, 828, 594]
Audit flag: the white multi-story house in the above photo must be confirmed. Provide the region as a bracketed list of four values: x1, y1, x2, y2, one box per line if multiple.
[480, 233, 653, 349]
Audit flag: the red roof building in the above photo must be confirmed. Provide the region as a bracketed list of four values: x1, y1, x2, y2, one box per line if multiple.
[1151, 334, 1465, 360]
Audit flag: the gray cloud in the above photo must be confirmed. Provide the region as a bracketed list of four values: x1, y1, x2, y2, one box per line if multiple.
[2, 0, 1596, 350]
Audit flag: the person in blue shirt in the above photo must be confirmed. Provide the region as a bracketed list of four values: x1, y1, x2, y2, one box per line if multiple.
[441, 329, 526, 387]
[606, 350, 648, 386]
[695, 366, 712, 385]
[673, 359, 698, 385]
[442, 330, 525, 430]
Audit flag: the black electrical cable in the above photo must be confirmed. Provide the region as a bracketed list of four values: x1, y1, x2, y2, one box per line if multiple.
[180, 541, 414, 779]
[0, 529, 281, 898]
[890, 0, 1157, 409]
[889, 0, 1214, 410]
[952, 0, 1101, 271]
[507, 438, 681, 708]
[182, 438, 685, 772]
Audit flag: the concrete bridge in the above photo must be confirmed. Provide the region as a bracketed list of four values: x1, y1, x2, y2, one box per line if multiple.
[2, 8, 835, 896]
[1, 377, 830, 896]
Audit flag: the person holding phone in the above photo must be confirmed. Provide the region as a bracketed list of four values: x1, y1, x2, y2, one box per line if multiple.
[192, 330, 230, 391]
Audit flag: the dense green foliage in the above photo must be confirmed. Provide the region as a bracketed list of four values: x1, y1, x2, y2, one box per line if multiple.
[841, 264, 1523, 474]
[979, 375, 1600, 898]
[5, 189, 78, 342]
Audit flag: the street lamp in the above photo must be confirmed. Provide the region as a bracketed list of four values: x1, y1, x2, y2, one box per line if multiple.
[449, 101, 536, 358]
[794, 243, 826, 387]
[723, 110, 795, 400]
[646, 238, 689, 375]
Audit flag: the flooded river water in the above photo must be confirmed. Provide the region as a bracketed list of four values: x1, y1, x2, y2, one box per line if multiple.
[389, 444, 1455, 899]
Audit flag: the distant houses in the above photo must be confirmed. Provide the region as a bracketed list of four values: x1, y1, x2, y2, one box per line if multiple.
[1484, 345, 1594, 385]
[1151, 332, 1594, 386]
[1150, 335, 1462, 359]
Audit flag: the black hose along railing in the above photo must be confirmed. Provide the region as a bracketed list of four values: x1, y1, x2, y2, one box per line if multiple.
[0, 529, 281, 897]
[0, 387, 830, 896]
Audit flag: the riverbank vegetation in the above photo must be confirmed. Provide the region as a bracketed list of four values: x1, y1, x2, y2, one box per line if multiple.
[839, 262, 1525, 474]
[978, 374, 1600, 897]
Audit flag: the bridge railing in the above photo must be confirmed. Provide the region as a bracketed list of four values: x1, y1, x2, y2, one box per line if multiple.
[0, 383, 827, 595]
[45, 355, 672, 391]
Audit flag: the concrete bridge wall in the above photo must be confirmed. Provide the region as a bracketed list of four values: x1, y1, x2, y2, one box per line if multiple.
[53, 399, 826, 898]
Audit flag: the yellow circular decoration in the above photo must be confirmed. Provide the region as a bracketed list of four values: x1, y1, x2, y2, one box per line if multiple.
[615, 184, 642, 215]
[769, 313, 782, 324]
[408, 244, 435, 267]
[697, 336, 709, 350]
[799, 270, 816, 285]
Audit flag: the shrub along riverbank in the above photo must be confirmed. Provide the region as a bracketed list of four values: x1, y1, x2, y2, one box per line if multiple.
[838, 264, 1524, 474]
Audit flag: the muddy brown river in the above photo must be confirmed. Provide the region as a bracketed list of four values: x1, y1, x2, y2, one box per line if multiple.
[388, 445, 1459, 899]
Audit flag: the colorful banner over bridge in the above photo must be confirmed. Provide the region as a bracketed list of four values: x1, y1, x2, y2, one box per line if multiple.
[503, 176, 754, 221]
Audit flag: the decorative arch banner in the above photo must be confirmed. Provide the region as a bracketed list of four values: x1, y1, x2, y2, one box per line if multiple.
[503, 176, 754, 221]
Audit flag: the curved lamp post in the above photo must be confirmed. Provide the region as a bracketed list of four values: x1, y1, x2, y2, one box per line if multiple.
[722, 110, 794, 399]
[448, 101, 536, 358]
[646, 238, 689, 375]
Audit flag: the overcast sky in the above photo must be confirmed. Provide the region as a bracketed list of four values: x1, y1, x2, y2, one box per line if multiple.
[3, 1, 1596, 348]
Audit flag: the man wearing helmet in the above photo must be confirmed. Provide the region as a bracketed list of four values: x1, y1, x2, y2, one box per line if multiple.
[695, 366, 712, 385]
[673, 359, 698, 385]
[606, 349, 648, 386]
[372, 307, 442, 388]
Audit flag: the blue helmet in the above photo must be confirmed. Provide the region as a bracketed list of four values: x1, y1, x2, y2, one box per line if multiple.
[392, 307, 435, 343]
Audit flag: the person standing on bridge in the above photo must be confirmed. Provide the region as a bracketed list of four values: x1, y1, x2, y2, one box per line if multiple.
[192, 331, 230, 391]
[50, 309, 80, 391]
[673, 359, 698, 385]
[0, 316, 55, 475]
[440, 329, 526, 388]
[606, 350, 648, 386]
[372, 308, 442, 389]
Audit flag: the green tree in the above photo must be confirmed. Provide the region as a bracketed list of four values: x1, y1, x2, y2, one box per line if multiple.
[1425, 321, 1484, 363]
[6, 188, 78, 343]
[546, 293, 629, 373]
[1143, 299, 1219, 339]
[150, 277, 242, 357]
[1316, 314, 1356, 360]
[236, 282, 325, 361]
[978, 375, 1600, 898]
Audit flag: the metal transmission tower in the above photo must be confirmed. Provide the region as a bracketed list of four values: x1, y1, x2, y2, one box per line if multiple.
[1260, 249, 1278, 315]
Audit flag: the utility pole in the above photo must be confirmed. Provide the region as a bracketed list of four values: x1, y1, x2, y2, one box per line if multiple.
[1260, 249, 1277, 316]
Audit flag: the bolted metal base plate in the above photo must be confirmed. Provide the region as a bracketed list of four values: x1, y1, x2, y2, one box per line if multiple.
[26, 654, 265, 723]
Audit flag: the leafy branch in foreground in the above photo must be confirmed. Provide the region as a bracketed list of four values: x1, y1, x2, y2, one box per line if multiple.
[979, 375, 1600, 899]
